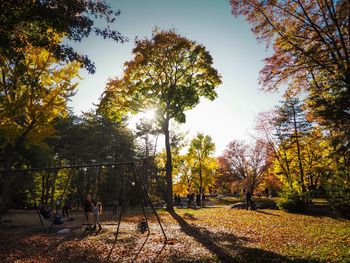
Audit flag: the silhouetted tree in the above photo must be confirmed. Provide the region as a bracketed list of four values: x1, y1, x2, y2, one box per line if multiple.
[99, 30, 221, 211]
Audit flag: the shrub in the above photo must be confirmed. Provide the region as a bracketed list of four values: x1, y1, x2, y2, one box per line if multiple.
[277, 190, 308, 212]
[326, 177, 350, 217]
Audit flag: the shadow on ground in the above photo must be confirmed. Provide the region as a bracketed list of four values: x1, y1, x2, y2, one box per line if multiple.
[281, 204, 350, 220]
[169, 211, 322, 263]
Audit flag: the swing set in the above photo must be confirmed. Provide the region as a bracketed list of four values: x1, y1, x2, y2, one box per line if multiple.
[0, 162, 167, 257]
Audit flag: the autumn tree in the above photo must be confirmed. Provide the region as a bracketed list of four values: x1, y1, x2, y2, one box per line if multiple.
[230, 0, 350, 159]
[0, 44, 80, 215]
[300, 127, 334, 192]
[99, 30, 221, 211]
[256, 106, 308, 195]
[173, 154, 195, 195]
[188, 133, 216, 206]
[0, 0, 126, 73]
[256, 111, 296, 190]
[274, 98, 311, 192]
[256, 106, 336, 208]
[220, 140, 271, 194]
[216, 156, 235, 194]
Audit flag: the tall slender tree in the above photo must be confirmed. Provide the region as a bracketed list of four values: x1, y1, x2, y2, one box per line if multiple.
[274, 98, 311, 192]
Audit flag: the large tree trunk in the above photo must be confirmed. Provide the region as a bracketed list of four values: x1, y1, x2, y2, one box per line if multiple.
[144, 133, 149, 192]
[199, 160, 203, 207]
[292, 106, 306, 192]
[163, 120, 174, 212]
[41, 173, 47, 205]
[0, 144, 15, 216]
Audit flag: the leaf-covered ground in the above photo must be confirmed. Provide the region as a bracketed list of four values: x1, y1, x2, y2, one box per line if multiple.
[0, 206, 349, 262]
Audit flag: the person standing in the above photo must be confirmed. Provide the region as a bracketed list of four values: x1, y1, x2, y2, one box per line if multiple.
[84, 193, 93, 230]
[93, 200, 102, 230]
[245, 189, 252, 210]
[62, 198, 71, 219]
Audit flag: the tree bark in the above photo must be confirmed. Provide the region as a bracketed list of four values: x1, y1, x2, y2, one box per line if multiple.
[292, 105, 306, 192]
[199, 160, 203, 207]
[0, 144, 15, 216]
[163, 120, 174, 212]
[144, 133, 149, 192]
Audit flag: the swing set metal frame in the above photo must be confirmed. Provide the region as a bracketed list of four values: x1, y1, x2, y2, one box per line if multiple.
[0, 162, 167, 258]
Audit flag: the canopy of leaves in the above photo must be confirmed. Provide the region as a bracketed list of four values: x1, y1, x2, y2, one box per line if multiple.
[49, 112, 135, 165]
[172, 134, 217, 194]
[230, 0, 350, 153]
[0, 0, 126, 73]
[219, 140, 271, 193]
[99, 29, 221, 126]
[188, 133, 215, 161]
[231, 0, 349, 91]
[0, 44, 80, 151]
[255, 102, 342, 204]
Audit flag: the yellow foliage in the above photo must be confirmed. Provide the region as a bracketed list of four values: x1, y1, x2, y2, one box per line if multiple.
[0, 44, 81, 148]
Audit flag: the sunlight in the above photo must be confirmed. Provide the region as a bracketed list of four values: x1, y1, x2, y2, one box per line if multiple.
[142, 109, 156, 120]
[127, 108, 157, 130]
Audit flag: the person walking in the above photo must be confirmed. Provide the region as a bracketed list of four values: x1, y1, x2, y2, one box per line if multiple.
[245, 189, 252, 210]
[84, 193, 94, 230]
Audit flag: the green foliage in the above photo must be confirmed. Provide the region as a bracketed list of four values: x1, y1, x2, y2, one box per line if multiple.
[0, 0, 126, 73]
[326, 176, 350, 217]
[0, 45, 80, 150]
[277, 189, 308, 212]
[99, 29, 221, 126]
[3, 111, 138, 210]
[49, 112, 135, 164]
[188, 133, 215, 160]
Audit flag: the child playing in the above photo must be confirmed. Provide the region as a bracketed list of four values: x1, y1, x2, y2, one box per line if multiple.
[138, 217, 148, 233]
[93, 200, 102, 230]
[50, 209, 63, 225]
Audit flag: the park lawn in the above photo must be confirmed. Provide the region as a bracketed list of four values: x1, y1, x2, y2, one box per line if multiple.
[0, 207, 349, 262]
[206, 196, 279, 207]
[160, 207, 350, 262]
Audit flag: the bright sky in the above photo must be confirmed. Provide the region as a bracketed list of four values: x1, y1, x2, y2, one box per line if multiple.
[68, 0, 283, 156]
